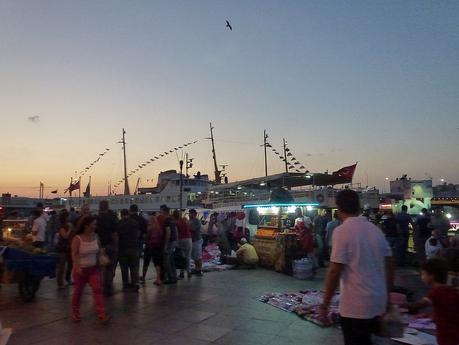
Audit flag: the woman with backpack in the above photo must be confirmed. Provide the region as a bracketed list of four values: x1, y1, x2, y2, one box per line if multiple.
[141, 215, 164, 286]
[56, 209, 74, 289]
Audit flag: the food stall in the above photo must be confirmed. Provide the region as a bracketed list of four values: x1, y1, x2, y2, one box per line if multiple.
[0, 219, 57, 302]
[243, 202, 319, 275]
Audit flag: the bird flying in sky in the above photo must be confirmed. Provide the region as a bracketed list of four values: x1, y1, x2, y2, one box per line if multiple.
[226, 20, 232, 31]
[27, 115, 40, 123]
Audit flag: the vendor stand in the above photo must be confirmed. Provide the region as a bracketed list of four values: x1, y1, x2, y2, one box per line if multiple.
[0, 219, 57, 302]
[244, 203, 319, 275]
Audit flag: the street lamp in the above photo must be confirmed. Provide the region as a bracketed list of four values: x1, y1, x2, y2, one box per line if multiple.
[384, 177, 389, 193]
[179, 160, 184, 215]
[440, 178, 445, 183]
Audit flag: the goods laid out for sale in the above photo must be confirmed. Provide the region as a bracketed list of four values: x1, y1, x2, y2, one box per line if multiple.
[259, 290, 340, 327]
[198, 243, 235, 272]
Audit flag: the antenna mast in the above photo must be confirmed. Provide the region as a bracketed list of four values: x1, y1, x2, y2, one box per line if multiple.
[209, 123, 221, 184]
[120, 128, 130, 195]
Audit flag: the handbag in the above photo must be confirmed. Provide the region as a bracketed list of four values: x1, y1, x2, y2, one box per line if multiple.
[98, 249, 111, 267]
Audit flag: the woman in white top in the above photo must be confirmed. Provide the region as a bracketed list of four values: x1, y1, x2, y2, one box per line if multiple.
[71, 215, 109, 323]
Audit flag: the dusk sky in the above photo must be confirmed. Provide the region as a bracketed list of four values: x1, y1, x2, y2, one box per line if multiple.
[1, 1, 458, 197]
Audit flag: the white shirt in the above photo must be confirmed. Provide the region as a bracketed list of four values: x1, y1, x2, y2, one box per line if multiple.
[32, 217, 47, 242]
[425, 237, 443, 259]
[331, 216, 392, 319]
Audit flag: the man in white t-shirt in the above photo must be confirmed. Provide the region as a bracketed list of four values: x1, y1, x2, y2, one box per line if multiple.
[31, 209, 47, 248]
[320, 189, 394, 345]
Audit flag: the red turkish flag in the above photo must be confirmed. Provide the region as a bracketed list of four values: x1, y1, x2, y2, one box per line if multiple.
[68, 180, 80, 192]
[332, 164, 357, 181]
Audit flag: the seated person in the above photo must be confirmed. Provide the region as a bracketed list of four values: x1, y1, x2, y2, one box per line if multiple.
[408, 258, 459, 345]
[236, 238, 258, 268]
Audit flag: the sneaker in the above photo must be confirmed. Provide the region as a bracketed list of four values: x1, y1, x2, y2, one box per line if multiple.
[139, 277, 145, 284]
[179, 272, 185, 279]
[98, 314, 110, 325]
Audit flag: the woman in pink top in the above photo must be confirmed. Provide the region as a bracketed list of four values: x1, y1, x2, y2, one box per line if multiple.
[71, 215, 109, 323]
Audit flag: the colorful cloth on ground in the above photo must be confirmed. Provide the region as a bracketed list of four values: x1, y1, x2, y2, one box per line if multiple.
[259, 290, 340, 327]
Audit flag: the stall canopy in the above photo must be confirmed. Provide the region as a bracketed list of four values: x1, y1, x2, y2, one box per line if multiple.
[211, 163, 357, 192]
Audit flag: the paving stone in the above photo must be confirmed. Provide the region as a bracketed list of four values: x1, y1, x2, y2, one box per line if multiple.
[0, 265, 421, 345]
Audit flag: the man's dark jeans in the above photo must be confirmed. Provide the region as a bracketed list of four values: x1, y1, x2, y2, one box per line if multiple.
[102, 245, 118, 296]
[340, 316, 379, 345]
[119, 249, 140, 288]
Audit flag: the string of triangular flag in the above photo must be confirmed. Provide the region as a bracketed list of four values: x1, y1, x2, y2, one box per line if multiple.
[266, 141, 307, 173]
[77, 148, 111, 180]
[112, 140, 199, 193]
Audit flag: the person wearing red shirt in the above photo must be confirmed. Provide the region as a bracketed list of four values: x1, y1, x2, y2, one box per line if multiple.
[408, 258, 459, 345]
[173, 210, 192, 279]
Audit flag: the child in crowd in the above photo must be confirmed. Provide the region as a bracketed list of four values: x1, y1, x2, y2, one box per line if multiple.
[408, 258, 459, 345]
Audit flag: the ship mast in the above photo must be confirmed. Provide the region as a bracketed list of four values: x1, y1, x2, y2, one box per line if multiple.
[120, 128, 130, 195]
[209, 123, 221, 184]
[283, 138, 288, 173]
[263, 130, 268, 177]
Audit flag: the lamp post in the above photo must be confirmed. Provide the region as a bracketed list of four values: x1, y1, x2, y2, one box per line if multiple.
[179, 160, 184, 215]
[385, 177, 389, 194]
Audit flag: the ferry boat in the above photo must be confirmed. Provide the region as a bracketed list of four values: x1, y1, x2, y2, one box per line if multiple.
[65, 170, 211, 212]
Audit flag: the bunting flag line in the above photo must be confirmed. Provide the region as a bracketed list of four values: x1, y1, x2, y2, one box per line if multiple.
[75, 148, 111, 181]
[267, 141, 308, 173]
[111, 139, 199, 194]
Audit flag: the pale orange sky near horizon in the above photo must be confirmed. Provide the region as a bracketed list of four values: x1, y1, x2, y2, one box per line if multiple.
[1, 1, 458, 198]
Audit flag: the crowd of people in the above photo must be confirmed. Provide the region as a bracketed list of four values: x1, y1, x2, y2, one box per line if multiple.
[27, 201, 206, 323]
[320, 190, 459, 345]
[5, 197, 459, 344]
[291, 201, 458, 274]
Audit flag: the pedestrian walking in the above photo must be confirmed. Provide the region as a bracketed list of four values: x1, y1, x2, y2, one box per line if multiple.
[395, 205, 413, 266]
[129, 204, 147, 259]
[45, 210, 59, 249]
[141, 215, 164, 285]
[320, 189, 394, 345]
[67, 204, 91, 284]
[55, 209, 74, 289]
[158, 205, 178, 284]
[96, 200, 119, 296]
[380, 210, 398, 250]
[325, 211, 341, 256]
[414, 208, 431, 264]
[189, 209, 203, 276]
[71, 215, 109, 324]
[173, 210, 192, 279]
[117, 209, 140, 291]
[313, 209, 329, 266]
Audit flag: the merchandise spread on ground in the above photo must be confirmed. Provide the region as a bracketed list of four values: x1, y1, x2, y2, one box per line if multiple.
[259, 290, 340, 327]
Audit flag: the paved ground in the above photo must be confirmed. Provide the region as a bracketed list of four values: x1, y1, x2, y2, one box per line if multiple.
[0, 265, 425, 345]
